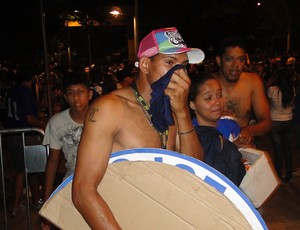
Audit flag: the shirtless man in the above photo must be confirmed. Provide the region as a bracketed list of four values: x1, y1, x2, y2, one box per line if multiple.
[212, 37, 271, 147]
[72, 27, 205, 229]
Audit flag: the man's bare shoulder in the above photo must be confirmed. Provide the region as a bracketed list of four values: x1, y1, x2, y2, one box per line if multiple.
[91, 87, 135, 108]
[240, 71, 262, 82]
[240, 72, 265, 89]
[85, 87, 137, 135]
[85, 88, 131, 124]
[111, 87, 134, 99]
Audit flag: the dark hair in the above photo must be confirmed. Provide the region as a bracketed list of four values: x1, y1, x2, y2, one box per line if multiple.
[16, 65, 37, 83]
[116, 69, 133, 82]
[89, 65, 105, 84]
[218, 36, 246, 57]
[188, 72, 216, 102]
[101, 75, 117, 95]
[188, 72, 217, 118]
[273, 68, 294, 108]
[63, 71, 90, 92]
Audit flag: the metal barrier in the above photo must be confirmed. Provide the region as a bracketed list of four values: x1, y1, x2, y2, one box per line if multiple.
[0, 128, 48, 230]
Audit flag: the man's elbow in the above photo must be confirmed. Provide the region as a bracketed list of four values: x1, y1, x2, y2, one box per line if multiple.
[72, 182, 85, 211]
[256, 118, 272, 136]
[262, 116, 272, 134]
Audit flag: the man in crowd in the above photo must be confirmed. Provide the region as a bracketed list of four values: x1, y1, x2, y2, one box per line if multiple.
[72, 27, 205, 229]
[41, 72, 92, 229]
[5, 65, 46, 216]
[212, 36, 272, 147]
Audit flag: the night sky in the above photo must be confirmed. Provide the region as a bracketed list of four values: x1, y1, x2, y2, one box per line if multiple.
[1, 0, 299, 65]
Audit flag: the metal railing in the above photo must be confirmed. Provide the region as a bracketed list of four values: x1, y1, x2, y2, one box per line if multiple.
[0, 128, 48, 230]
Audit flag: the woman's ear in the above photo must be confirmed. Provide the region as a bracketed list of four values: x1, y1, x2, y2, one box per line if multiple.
[189, 101, 196, 111]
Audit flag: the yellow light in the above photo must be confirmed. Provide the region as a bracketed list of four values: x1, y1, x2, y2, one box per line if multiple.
[64, 20, 82, 27]
[64, 20, 100, 27]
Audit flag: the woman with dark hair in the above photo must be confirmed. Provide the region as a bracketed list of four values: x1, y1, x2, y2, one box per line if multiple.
[267, 68, 295, 182]
[188, 72, 245, 186]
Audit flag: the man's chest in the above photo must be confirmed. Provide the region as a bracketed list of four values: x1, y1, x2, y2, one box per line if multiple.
[221, 88, 252, 122]
[116, 114, 167, 151]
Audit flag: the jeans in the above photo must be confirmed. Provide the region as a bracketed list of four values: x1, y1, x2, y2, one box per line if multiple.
[269, 120, 293, 180]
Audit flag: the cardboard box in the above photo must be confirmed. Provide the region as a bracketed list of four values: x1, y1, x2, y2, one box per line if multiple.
[40, 148, 267, 230]
[40, 161, 252, 229]
[239, 148, 281, 208]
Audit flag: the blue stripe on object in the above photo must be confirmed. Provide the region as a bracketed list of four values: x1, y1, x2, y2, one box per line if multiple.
[204, 176, 226, 193]
[110, 148, 267, 229]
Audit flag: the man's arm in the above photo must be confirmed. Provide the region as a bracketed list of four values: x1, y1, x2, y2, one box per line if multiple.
[44, 148, 60, 201]
[235, 75, 271, 146]
[41, 148, 61, 229]
[72, 96, 122, 230]
[175, 106, 203, 160]
[27, 114, 46, 130]
[165, 68, 203, 160]
[246, 75, 272, 136]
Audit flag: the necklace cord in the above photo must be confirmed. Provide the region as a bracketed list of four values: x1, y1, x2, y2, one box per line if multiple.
[131, 84, 168, 149]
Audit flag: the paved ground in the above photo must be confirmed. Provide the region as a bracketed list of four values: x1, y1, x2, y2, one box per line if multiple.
[0, 133, 300, 229]
[257, 134, 300, 229]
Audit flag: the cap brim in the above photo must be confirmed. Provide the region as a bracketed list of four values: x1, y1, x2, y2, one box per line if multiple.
[187, 49, 205, 64]
[160, 48, 205, 64]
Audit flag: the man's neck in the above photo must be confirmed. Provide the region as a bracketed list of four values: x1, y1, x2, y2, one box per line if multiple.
[135, 78, 152, 104]
[69, 108, 88, 125]
[216, 71, 238, 88]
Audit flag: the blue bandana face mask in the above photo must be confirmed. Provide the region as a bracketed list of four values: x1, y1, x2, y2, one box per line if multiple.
[149, 64, 185, 133]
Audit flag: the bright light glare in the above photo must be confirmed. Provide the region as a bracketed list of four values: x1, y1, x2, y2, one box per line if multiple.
[257, 2, 261, 6]
[110, 10, 121, 16]
[109, 6, 122, 16]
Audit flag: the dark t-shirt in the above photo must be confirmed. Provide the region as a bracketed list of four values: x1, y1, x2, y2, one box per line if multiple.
[5, 84, 38, 128]
[195, 125, 246, 186]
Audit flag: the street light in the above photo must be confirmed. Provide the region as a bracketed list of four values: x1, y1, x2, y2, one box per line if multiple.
[109, 6, 122, 16]
[109, 0, 139, 62]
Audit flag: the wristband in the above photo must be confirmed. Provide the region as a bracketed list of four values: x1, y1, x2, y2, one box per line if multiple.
[178, 128, 194, 135]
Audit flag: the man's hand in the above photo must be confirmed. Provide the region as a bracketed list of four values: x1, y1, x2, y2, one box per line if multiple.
[233, 128, 254, 147]
[165, 68, 190, 116]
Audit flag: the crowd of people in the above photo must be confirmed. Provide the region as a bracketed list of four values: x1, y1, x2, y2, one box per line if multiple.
[0, 26, 300, 229]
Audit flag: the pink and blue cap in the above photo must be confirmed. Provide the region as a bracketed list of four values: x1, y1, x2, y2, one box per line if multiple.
[137, 27, 205, 64]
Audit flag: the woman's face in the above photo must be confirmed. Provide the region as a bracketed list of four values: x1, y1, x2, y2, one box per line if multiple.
[190, 79, 224, 127]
